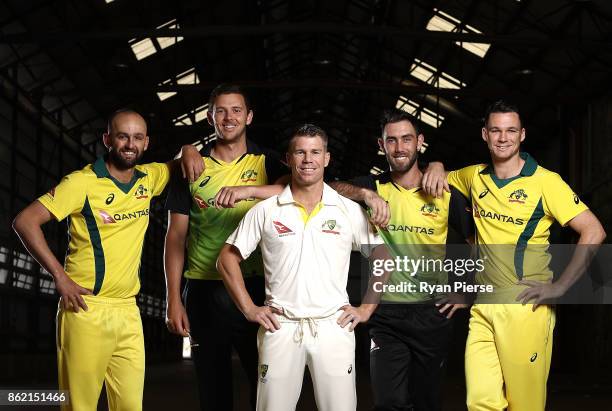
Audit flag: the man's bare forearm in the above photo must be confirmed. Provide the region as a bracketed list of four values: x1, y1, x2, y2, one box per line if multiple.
[555, 224, 606, 292]
[249, 184, 285, 200]
[361, 245, 393, 309]
[217, 244, 256, 314]
[329, 181, 371, 201]
[164, 213, 189, 302]
[12, 203, 65, 281]
[164, 236, 186, 302]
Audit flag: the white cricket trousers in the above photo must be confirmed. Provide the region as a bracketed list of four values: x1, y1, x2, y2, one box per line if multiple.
[256, 312, 357, 411]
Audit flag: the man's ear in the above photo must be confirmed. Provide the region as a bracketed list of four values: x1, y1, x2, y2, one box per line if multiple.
[103, 133, 111, 149]
[416, 134, 425, 152]
[377, 138, 385, 153]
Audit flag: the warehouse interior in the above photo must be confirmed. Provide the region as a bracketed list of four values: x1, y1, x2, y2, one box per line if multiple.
[1, 0, 611, 409]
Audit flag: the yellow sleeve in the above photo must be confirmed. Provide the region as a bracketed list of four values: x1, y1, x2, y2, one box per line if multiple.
[447, 165, 481, 199]
[141, 162, 171, 196]
[541, 172, 589, 226]
[37, 171, 87, 221]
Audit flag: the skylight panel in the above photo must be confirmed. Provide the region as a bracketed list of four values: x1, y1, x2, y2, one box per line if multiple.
[396, 96, 445, 129]
[173, 104, 209, 126]
[192, 134, 217, 151]
[409, 58, 465, 89]
[128, 18, 184, 61]
[173, 113, 193, 126]
[426, 9, 490, 58]
[129, 38, 156, 61]
[157, 68, 200, 101]
[156, 19, 184, 49]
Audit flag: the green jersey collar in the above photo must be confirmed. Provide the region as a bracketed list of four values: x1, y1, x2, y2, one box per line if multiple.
[92, 156, 147, 194]
[480, 152, 538, 177]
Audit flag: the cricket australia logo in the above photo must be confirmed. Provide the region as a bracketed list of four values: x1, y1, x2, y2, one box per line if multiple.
[259, 364, 269, 383]
[322, 219, 340, 235]
[420, 203, 440, 218]
[272, 221, 294, 236]
[241, 169, 258, 182]
[99, 210, 116, 224]
[134, 184, 148, 199]
[509, 189, 527, 204]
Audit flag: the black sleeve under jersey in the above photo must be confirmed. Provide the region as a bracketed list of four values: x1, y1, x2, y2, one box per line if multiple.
[349, 175, 377, 191]
[448, 186, 474, 240]
[263, 150, 288, 183]
[164, 172, 191, 215]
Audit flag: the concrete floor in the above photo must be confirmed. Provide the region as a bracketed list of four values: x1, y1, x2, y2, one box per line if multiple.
[138, 359, 612, 411]
[2, 357, 611, 410]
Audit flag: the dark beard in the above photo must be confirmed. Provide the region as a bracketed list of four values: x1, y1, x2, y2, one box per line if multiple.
[388, 152, 418, 173]
[108, 149, 141, 170]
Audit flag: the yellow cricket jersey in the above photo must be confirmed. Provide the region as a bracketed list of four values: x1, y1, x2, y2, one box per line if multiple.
[165, 140, 285, 280]
[38, 157, 170, 298]
[351, 172, 473, 302]
[448, 152, 588, 289]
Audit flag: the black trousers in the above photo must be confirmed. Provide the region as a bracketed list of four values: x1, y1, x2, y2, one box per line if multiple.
[369, 304, 453, 411]
[184, 277, 265, 411]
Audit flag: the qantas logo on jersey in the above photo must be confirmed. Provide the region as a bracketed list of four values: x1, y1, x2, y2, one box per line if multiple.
[273, 221, 295, 236]
[99, 210, 116, 224]
[113, 209, 150, 222]
[134, 184, 149, 199]
[508, 189, 528, 204]
[322, 219, 340, 234]
[420, 203, 440, 218]
[241, 169, 258, 182]
[472, 204, 524, 225]
[384, 225, 434, 235]
[99, 208, 149, 224]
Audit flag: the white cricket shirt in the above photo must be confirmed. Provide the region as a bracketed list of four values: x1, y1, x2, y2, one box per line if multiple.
[226, 183, 382, 318]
